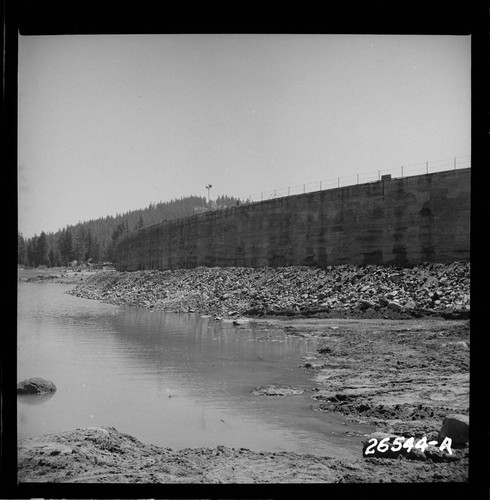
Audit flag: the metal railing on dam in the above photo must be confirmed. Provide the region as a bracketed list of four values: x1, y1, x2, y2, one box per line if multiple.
[244, 155, 471, 204]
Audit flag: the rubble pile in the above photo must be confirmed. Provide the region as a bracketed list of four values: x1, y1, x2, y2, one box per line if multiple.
[67, 262, 470, 319]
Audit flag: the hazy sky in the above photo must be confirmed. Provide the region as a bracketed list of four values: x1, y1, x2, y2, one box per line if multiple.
[18, 34, 471, 238]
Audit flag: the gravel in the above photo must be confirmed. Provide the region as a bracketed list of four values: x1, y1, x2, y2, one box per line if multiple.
[66, 261, 470, 319]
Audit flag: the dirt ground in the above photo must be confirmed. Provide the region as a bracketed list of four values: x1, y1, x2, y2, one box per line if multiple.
[17, 266, 100, 284]
[262, 317, 469, 438]
[17, 424, 468, 484]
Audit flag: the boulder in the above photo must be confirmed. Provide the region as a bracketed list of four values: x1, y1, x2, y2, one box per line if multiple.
[387, 301, 403, 311]
[303, 361, 326, 370]
[317, 345, 333, 354]
[359, 299, 375, 310]
[252, 385, 304, 396]
[17, 377, 57, 395]
[311, 389, 337, 401]
[437, 414, 469, 446]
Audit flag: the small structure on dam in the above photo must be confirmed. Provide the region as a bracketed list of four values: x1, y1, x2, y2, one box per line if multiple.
[115, 168, 470, 271]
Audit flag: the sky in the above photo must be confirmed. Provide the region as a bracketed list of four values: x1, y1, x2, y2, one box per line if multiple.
[18, 34, 471, 238]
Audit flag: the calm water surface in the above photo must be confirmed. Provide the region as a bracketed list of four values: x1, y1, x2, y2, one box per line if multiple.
[17, 281, 372, 458]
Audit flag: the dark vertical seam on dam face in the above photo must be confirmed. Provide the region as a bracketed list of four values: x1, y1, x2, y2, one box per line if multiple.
[115, 169, 470, 271]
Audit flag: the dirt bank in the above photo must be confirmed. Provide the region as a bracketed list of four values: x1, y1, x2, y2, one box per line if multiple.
[17, 426, 468, 484]
[18, 267, 98, 284]
[256, 317, 469, 438]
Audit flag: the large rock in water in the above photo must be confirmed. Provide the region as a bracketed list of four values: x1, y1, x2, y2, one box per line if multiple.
[252, 385, 304, 396]
[17, 377, 57, 395]
[437, 414, 469, 446]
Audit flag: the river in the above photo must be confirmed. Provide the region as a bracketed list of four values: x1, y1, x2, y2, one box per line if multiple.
[17, 281, 372, 458]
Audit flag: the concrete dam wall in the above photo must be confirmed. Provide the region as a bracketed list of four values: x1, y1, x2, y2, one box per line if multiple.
[115, 168, 470, 271]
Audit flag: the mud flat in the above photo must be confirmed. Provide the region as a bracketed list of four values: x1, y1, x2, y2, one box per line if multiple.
[265, 317, 468, 437]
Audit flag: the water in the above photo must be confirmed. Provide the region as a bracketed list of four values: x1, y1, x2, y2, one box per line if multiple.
[17, 281, 372, 458]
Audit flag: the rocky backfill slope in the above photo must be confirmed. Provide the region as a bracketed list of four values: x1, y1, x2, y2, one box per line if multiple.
[66, 261, 470, 319]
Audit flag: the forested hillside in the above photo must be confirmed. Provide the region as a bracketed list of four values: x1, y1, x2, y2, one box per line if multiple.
[18, 195, 242, 268]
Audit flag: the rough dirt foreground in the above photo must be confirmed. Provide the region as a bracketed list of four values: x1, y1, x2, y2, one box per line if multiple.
[18, 425, 468, 484]
[17, 264, 470, 483]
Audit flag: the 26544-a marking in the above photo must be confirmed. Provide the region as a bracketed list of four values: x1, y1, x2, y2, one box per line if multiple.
[364, 436, 453, 456]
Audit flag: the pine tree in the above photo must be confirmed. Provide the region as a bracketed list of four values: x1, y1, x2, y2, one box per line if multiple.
[106, 221, 128, 263]
[26, 237, 36, 267]
[91, 235, 101, 263]
[57, 228, 73, 265]
[85, 228, 93, 261]
[48, 248, 60, 267]
[136, 214, 144, 230]
[73, 226, 87, 263]
[18, 233, 27, 266]
[34, 232, 49, 267]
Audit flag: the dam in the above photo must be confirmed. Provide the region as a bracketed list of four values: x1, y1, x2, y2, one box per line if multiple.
[115, 168, 470, 271]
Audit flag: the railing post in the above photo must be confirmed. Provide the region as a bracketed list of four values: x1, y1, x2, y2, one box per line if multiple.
[338, 177, 340, 188]
[357, 174, 359, 184]
[426, 161, 429, 174]
[288, 186, 290, 196]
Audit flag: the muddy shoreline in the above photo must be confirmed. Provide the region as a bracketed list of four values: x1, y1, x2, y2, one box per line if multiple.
[17, 426, 468, 484]
[17, 264, 470, 483]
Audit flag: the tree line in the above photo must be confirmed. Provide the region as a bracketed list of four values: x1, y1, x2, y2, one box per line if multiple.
[18, 194, 242, 268]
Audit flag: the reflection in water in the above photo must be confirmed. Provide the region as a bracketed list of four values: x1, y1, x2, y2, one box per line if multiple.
[17, 281, 372, 458]
[17, 392, 56, 405]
